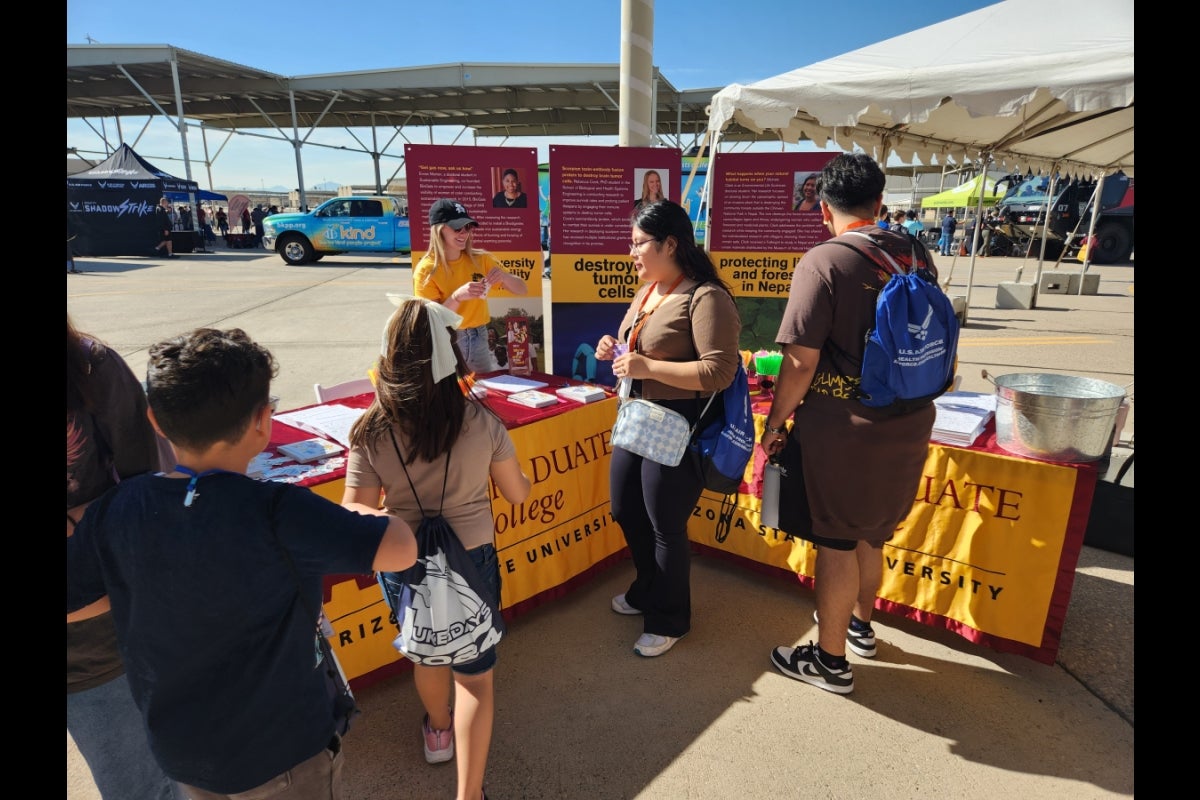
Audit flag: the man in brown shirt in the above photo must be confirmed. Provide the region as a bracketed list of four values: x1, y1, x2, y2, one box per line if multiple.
[761, 153, 938, 695]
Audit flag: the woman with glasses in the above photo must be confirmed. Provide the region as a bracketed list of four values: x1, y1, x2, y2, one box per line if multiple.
[594, 200, 741, 657]
[413, 199, 528, 374]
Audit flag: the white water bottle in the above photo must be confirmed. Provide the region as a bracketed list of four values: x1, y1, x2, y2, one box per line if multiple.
[761, 460, 782, 529]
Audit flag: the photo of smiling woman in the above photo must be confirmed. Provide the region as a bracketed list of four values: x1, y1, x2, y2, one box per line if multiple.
[594, 199, 740, 659]
[633, 169, 667, 212]
[793, 172, 820, 211]
[491, 168, 527, 208]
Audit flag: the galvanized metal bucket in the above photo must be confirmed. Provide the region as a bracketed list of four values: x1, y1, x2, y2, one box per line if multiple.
[987, 372, 1126, 463]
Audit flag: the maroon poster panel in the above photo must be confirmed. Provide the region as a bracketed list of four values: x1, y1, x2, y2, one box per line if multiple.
[707, 151, 838, 352]
[546, 144, 680, 381]
[404, 145, 545, 368]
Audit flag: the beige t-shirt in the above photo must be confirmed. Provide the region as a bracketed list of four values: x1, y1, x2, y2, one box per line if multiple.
[345, 403, 516, 550]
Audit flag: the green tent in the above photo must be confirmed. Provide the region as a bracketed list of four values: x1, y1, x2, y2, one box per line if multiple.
[920, 174, 1001, 208]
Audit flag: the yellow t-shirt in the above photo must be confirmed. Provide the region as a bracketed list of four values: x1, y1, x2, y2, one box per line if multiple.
[412, 251, 500, 330]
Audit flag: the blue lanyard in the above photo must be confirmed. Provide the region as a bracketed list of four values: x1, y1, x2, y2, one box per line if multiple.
[173, 465, 235, 508]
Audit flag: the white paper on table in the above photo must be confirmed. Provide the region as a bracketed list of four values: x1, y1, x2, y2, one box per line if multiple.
[935, 391, 997, 412]
[271, 404, 365, 448]
[931, 392, 996, 446]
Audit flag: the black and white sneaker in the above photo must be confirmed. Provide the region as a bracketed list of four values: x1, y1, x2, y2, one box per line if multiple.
[813, 609, 877, 658]
[771, 642, 854, 694]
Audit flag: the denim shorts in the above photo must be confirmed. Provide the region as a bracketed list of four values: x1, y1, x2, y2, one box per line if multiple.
[378, 543, 501, 675]
[457, 324, 500, 374]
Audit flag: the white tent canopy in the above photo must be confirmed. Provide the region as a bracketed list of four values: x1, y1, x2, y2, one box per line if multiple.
[706, 0, 1133, 178]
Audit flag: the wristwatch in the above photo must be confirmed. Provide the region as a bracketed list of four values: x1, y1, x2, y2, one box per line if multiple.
[764, 423, 788, 435]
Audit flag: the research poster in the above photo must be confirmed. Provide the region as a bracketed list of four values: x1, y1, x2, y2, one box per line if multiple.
[405, 144, 546, 369]
[546, 144, 680, 383]
[708, 151, 837, 351]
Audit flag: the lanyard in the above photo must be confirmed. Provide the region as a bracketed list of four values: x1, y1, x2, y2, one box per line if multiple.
[627, 272, 685, 352]
[173, 465, 235, 508]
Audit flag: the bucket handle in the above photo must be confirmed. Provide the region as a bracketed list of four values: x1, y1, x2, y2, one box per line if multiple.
[981, 369, 998, 387]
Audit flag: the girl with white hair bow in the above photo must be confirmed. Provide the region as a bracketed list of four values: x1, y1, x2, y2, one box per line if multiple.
[342, 296, 530, 800]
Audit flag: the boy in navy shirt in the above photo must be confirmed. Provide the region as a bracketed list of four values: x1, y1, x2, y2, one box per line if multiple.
[67, 327, 416, 799]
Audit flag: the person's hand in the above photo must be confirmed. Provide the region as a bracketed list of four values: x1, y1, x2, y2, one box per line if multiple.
[761, 429, 786, 456]
[485, 267, 508, 287]
[596, 335, 619, 361]
[451, 281, 488, 302]
[612, 352, 643, 380]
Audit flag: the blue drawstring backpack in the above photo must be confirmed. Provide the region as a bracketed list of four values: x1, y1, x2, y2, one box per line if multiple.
[689, 360, 755, 496]
[826, 232, 959, 413]
[680, 283, 755, 497]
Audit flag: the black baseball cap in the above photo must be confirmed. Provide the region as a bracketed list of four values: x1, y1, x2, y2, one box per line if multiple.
[428, 199, 479, 230]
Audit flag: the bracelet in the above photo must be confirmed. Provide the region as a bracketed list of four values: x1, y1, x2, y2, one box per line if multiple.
[764, 423, 788, 435]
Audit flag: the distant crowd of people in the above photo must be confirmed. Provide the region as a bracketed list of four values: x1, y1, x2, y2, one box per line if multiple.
[149, 202, 280, 253]
[875, 205, 1000, 256]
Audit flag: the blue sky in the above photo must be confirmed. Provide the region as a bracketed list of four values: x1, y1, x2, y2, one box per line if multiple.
[66, 0, 1000, 191]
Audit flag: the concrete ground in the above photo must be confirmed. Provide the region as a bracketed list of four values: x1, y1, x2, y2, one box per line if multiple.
[66, 247, 1133, 799]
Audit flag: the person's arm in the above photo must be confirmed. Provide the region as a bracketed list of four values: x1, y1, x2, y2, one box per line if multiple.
[490, 455, 531, 504]
[372, 515, 417, 572]
[67, 596, 111, 623]
[342, 485, 382, 511]
[761, 342, 820, 456]
[340, 484, 418, 572]
[340, 487, 417, 572]
[485, 265, 528, 296]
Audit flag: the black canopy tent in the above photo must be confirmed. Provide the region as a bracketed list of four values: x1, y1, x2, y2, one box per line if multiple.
[165, 188, 227, 203]
[67, 143, 200, 256]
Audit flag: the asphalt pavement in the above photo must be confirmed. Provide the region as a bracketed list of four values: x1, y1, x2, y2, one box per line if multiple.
[66, 245, 1134, 799]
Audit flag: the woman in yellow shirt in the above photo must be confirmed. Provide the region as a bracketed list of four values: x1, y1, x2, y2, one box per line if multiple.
[412, 199, 528, 374]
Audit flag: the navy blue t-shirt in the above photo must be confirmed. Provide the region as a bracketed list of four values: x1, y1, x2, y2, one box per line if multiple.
[67, 472, 388, 794]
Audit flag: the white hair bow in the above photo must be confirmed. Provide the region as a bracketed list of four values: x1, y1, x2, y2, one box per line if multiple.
[383, 293, 463, 383]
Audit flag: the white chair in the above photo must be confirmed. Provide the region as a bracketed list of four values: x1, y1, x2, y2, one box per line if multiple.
[313, 377, 374, 404]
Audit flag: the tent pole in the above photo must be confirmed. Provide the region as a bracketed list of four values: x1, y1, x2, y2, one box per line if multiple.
[1029, 172, 1062, 304]
[1076, 172, 1106, 294]
[680, 129, 709, 217]
[701, 131, 721, 254]
[960, 154, 991, 326]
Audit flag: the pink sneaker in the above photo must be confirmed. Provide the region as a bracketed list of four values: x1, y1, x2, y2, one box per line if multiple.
[422, 711, 454, 764]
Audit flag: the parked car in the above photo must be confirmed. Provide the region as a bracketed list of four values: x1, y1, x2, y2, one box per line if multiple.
[262, 195, 411, 265]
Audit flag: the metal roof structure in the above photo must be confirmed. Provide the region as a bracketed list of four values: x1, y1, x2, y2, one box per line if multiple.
[67, 44, 726, 150]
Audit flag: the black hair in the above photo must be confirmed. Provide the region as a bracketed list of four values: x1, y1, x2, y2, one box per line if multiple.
[146, 328, 278, 452]
[815, 153, 887, 216]
[630, 199, 731, 293]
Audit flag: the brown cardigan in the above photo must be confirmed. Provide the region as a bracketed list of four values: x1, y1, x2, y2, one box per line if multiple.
[617, 279, 741, 401]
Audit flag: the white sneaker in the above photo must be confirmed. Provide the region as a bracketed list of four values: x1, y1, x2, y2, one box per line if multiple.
[633, 632, 682, 657]
[611, 593, 642, 615]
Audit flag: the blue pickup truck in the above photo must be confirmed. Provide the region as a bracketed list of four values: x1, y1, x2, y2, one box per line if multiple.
[262, 195, 412, 265]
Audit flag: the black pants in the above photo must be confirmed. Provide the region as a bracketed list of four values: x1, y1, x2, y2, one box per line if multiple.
[609, 398, 705, 638]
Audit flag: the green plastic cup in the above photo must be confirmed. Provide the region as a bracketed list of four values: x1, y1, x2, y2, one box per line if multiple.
[755, 353, 783, 377]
